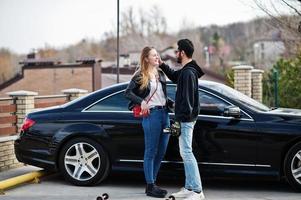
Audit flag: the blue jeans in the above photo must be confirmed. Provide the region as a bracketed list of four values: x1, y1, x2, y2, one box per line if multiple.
[179, 121, 202, 192]
[142, 108, 170, 184]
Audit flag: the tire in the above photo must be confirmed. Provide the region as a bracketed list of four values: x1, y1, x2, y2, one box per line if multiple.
[59, 137, 110, 186]
[284, 142, 301, 192]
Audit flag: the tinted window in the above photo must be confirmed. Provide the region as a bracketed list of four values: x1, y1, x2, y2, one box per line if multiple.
[167, 85, 230, 116]
[87, 91, 128, 111]
[202, 80, 269, 111]
[199, 90, 230, 116]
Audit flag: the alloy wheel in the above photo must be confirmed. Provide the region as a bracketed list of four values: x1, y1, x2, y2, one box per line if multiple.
[291, 150, 301, 185]
[64, 142, 101, 181]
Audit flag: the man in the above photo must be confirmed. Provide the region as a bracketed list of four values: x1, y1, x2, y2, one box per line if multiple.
[159, 39, 205, 200]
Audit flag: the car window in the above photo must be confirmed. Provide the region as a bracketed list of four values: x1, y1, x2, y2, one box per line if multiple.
[167, 84, 230, 116]
[202, 80, 269, 112]
[86, 91, 128, 111]
[199, 90, 230, 116]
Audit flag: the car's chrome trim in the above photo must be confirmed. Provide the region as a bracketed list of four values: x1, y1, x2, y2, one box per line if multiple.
[117, 159, 271, 167]
[83, 110, 131, 113]
[82, 110, 253, 122]
[198, 114, 254, 122]
[81, 87, 254, 122]
[199, 162, 271, 167]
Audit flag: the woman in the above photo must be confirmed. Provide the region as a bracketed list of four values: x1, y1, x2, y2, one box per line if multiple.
[124, 46, 170, 198]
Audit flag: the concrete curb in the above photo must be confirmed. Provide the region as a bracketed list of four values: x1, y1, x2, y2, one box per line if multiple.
[0, 170, 47, 194]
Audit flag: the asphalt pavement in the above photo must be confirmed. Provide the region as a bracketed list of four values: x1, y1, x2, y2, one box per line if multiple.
[0, 165, 300, 200]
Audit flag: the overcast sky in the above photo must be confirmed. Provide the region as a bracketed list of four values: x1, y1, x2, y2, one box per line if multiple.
[0, 0, 291, 54]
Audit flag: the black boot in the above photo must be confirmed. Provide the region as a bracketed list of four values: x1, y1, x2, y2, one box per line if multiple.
[145, 183, 166, 198]
[154, 184, 168, 196]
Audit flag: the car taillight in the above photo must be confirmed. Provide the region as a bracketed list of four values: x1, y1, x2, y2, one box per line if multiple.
[21, 118, 35, 132]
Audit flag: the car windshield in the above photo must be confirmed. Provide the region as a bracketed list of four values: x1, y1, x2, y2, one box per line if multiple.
[201, 80, 270, 112]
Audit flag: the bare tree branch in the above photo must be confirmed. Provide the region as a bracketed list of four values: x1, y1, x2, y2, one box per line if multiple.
[280, 0, 301, 16]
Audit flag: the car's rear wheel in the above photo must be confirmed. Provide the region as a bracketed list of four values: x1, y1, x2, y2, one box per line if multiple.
[284, 142, 301, 192]
[59, 137, 110, 186]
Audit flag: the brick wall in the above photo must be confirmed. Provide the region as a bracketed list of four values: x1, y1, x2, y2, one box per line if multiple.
[0, 66, 93, 97]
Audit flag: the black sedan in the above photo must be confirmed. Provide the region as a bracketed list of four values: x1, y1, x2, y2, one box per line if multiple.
[14, 80, 301, 191]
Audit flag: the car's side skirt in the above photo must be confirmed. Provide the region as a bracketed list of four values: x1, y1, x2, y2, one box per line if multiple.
[117, 159, 271, 168]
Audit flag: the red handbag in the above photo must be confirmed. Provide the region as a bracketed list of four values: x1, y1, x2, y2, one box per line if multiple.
[133, 79, 158, 118]
[133, 105, 149, 118]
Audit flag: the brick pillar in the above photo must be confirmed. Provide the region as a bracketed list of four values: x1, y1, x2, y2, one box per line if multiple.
[0, 136, 23, 171]
[7, 90, 38, 132]
[93, 59, 102, 90]
[232, 65, 254, 97]
[251, 69, 264, 102]
[62, 88, 88, 101]
[1, 90, 38, 171]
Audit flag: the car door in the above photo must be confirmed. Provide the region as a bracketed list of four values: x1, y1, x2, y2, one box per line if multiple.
[165, 84, 258, 166]
[194, 89, 258, 166]
[163, 84, 182, 162]
[83, 89, 145, 161]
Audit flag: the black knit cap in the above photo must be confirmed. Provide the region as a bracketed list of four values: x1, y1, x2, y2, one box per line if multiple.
[177, 39, 194, 58]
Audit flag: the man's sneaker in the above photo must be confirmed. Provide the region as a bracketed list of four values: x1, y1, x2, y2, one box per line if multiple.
[183, 191, 205, 200]
[171, 187, 194, 198]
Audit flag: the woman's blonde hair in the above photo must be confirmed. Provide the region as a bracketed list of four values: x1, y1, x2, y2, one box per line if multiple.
[138, 46, 155, 90]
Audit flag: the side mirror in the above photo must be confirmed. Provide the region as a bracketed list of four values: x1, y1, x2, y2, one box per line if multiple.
[224, 106, 241, 118]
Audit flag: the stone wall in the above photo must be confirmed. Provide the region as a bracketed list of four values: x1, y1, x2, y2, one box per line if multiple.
[0, 137, 23, 171]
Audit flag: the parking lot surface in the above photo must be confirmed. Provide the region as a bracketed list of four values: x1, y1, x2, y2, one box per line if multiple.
[1, 166, 300, 200]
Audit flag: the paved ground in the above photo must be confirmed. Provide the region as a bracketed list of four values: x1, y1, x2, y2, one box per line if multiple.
[1, 165, 300, 200]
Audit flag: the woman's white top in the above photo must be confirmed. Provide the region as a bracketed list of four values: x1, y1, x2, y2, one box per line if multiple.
[146, 78, 166, 107]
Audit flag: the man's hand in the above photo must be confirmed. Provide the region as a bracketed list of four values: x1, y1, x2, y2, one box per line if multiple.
[158, 54, 164, 66]
[170, 121, 181, 137]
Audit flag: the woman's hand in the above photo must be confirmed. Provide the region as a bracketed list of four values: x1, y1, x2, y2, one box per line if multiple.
[141, 100, 150, 115]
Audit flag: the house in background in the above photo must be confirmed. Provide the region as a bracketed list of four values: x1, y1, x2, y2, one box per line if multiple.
[253, 39, 285, 68]
[252, 30, 286, 69]
[0, 56, 102, 97]
[101, 46, 225, 86]
[0, 48, 225, 97]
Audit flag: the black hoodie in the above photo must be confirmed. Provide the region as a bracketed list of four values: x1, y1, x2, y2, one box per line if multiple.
[159, 60, 204, 122]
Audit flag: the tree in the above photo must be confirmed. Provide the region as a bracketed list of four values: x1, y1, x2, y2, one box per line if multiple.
[120, 5, 167, 37]
[177, 28, 204, 65]
[263, 54, 301, 109]
[120, 7, 138, 36]
[147, 5, 167, 35]
[209, 32, 229, 74]
[0, 48, 19, 84]
[252, 0, 301, 56]
[38, 47, 58, 58]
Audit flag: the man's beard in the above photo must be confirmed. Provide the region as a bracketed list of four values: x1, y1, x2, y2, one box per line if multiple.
[177, 55, 182, 64]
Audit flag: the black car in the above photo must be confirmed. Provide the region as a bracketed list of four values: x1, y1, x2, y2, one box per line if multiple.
[14, 80, 301, 191]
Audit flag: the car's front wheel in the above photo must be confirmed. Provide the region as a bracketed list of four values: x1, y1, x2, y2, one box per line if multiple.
[59, 137, 110, 186]
[284, 142, 301, 192]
